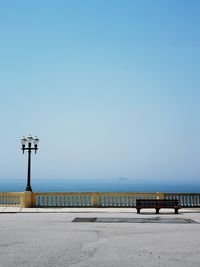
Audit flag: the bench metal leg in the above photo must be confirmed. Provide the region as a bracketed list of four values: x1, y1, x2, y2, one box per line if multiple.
[156, 208, 160, 214]
[137, 208, 140, 214]
[174, 208, 178, 214]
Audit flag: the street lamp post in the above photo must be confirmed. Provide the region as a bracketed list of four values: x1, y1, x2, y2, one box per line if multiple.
[21, 135, 39, 192]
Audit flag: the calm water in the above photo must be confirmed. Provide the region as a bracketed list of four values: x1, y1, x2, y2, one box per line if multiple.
[0, 178, 200, 193]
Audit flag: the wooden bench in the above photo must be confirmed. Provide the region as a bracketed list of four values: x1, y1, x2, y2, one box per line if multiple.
[136, 199, 181, 214]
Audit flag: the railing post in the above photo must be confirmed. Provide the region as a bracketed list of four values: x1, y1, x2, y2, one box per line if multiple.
[32, 193, 36, 207]
[21, 192, 33, 208]
[93, 193, 98, 207]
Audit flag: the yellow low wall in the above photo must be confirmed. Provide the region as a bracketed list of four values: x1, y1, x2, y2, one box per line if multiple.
[0, 192, 200, 208]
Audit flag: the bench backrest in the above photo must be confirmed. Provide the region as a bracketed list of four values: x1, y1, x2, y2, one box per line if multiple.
[136, 199, 179, 207]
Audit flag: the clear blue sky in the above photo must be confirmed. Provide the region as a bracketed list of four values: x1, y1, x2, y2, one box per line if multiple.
[0, 0, 200, 182]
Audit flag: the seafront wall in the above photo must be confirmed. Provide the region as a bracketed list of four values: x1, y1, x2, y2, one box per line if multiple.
[0, 192, 200, 208]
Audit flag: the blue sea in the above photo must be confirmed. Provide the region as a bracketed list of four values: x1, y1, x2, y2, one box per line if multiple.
[0, 178, 200, 193]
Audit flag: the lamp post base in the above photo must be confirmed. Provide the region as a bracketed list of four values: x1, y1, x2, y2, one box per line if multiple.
[25, 186, 32, 192]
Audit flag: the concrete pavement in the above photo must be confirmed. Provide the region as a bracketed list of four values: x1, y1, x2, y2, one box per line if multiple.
[0, 208, 200, 267]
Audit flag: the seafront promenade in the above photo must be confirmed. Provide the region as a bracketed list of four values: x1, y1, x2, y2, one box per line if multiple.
[0, 207, 200, 267]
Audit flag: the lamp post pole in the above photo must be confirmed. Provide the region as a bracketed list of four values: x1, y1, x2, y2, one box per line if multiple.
[21, 135, 39, 192]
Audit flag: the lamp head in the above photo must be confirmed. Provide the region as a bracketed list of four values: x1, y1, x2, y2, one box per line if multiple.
[33, 136, 39, 145]
[21, 136, 27, 145]
[27, 134, 33, 144]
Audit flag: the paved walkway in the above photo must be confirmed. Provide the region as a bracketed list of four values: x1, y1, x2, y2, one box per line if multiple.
[0, 207, 200, 267]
